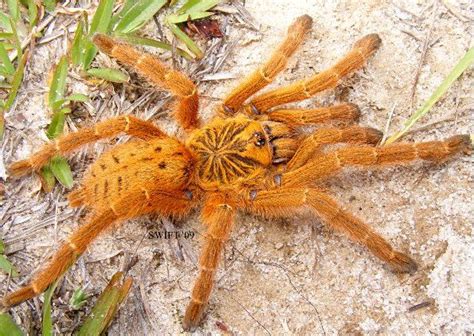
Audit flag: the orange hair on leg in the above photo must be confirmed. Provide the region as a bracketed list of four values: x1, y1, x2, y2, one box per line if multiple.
[287, 126, 383, 170]
[248, 34, 381, 112]
[243, 187, 417, 272]
[9, 116, 165, 177]
[221, 15, 313, 114]
[183, 194, 235, 330]
[267, 103, 361, 125]
[93, 34, 199, 130]
[282, 135, 472, 187]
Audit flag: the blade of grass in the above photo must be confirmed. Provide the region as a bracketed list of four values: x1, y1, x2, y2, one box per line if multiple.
[46, 108, 66, 139]
[82, 39, 97, 70]
[9, 18, 22, 61]
[65, 93, 89, 102]
[69, 287, 88, 310]
[0, 32, 14, 39]
[0, 313, 23, 336]
[51, 94, 88, 110]
[0, 11, 12, 32]
[114, 33, 193, 59]
[86, 68, 130, 83]
[50, 156, 73, 189]
[89, 0, 114, 36]
[167, 22, 203, 59]
[386, 47, 474, 144]
[111, 0, 135, 27]
[0, 43, 15, 75]
[167, 11, 213, 24]
[25, 0, 38, 27]
[48, 56, 68, 108]
[83, 0, 114, 70]
[40, 165, 56, 192]
[176, 0, 220, 15]
[77, 272, 133, 336]
[1, 51, 28, 139]
[7, 0, 20, 23]
[71, 20, 84, 66]
[42, 278, 61, 336]
[0, 255, 19, 277]
[114, 0, 167, 34]
[43, 0, 57, 12]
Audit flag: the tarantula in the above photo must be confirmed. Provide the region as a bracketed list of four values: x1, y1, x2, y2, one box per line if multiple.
[2, 15, 471, 330]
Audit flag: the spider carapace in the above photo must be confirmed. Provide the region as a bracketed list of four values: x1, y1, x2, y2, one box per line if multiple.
[187, 116, 295, 190]
[2, 14, 471, 331]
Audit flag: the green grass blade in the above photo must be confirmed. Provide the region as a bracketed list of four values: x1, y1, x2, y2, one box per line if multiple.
[71, 20, 84, 67]
[77, 272, 133, 336]
[2, 51, 28, 138]
[386, 47, 474, 144]
[69, 287, 88, 310]
[9, 18, 22, 61]
[167, 11, 213, 24]
[0, 313, 24, 336]
[115, 33, 193, 59]
[89, 0, 114, 36]
[7, 0, 19, 23]
[83, 0, 114, 70]
[167, 22, 203, 59]
[0, 255, 19, 277]
[43, 0, 57, 12]
[0, 66, 11, 77]
[114, 0, 167, 34]
[48, 56, 68, 109]
[65, 93, 89, 102]
[42, 278, 61, 336]
[87, 68, 130, 83]
[50, 156, 73, 189]
[176, 0, 220, 15]
[25, 0, 38, 27]
[111, 0, 135, 27]
[0, 32, 14, 39]
[0, 11, 12, 32]
[82, 39, 97, 70]
[40, 165, 56, 192]
[0, 239, 4, 254]
[46, 108, 66, 139]
[0, 43, 14, 75]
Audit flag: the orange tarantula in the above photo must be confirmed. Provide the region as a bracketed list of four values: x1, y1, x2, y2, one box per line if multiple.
[2, 15, 471, 330]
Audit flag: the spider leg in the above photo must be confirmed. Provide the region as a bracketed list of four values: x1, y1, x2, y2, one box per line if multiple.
[220, 15, 312, 115]
[282, 135, 472, 187]
[243, 187, 417, 273]
[287, 126, 383, 170]
[93, 34, 199, 130]
[183, 194, 235, 331]
[247, 34, 381, 113]
[1, 190, 194, 309]
[9, 115, 164, 177]
[267, 103, 361, 125]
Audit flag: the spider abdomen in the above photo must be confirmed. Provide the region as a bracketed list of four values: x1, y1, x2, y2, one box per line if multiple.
[69, 138, 193, 210]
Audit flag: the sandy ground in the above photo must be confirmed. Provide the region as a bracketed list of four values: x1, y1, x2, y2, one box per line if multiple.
[1, 0, 473, 335]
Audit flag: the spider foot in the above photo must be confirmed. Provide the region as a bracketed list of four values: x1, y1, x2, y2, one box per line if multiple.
[363, 127, 383, 145]
[389, 251, 418, 274]
[183, 301, 206, 331]
[447, 134, 472, 155]
[354, 33, 382, 54]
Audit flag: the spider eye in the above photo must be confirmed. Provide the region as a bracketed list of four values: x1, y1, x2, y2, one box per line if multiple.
[253, 132, 266, 147]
